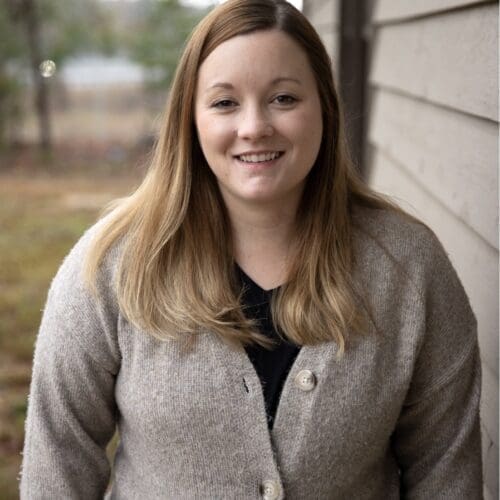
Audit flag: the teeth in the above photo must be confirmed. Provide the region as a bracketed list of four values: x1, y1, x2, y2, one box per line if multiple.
[238, 152, 281, 163]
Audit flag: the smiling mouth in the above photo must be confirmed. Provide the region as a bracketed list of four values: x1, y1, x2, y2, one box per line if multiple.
[235, 151, 284, 163]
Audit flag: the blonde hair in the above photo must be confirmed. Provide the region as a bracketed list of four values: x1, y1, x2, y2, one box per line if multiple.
[85, 0, 398, 354]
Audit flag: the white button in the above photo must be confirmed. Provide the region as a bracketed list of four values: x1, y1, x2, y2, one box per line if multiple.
[261, 480, 280, 500]
[294, 369, 316, 391]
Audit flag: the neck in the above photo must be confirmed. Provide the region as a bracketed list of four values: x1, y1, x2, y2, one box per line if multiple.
[223, 194, 300, 290]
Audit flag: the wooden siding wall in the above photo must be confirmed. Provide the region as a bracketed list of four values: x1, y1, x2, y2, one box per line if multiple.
[303, 0, 341, 72]
[304, 1, 499, 498]
[369, 2, 498, 497]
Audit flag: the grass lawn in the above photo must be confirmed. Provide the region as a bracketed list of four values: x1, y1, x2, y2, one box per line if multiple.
[0, 150, 141, 496]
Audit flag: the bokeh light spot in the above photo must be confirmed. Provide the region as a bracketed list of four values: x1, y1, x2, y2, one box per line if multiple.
[39, 60, 56, 78]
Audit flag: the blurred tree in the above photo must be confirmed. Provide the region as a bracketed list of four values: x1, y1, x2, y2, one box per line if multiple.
[0, 3, 25, 148]
[1, 0, 116, 151]
[5, 0, 52, 151]
[124, 0, 209, 89]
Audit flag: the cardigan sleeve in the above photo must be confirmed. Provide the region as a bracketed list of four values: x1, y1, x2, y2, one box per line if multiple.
[391, 233, 483, 499]
[20, 225, 121, 499]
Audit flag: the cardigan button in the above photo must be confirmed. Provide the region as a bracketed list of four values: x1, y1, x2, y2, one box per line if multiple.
[294, 369, 316, 391]
[261, 479, 281, 500]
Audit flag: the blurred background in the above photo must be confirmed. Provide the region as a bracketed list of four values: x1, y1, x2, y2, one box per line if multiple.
[0, 0, 497, 498]
[0, 0, 212, 495]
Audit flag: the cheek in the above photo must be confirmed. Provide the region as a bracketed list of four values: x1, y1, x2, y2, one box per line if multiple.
[196, 115, 233, 155]
[304, 103, 323, 154]
[195, 115, 213, 150]
[286, 107, 323, 156]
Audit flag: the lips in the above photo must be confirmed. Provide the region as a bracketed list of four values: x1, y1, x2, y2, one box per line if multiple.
[235, 151, 284, 163]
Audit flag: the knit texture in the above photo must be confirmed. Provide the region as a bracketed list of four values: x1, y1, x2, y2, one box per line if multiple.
[20, 207, 483, 499]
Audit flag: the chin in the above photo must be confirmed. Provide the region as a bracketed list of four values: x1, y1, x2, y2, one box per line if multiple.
[242, 192, 288, 205]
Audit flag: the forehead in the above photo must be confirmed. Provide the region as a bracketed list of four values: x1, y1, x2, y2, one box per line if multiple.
[196, 29, 316, 90]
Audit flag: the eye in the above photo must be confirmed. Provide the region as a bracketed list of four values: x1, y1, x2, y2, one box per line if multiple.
[273, 94, 297, 105]
[212, 99, 237, 109]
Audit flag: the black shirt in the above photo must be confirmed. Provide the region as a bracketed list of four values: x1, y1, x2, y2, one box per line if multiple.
[237, 266, 301, 430]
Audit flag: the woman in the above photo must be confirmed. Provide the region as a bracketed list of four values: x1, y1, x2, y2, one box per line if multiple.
[21, 0, 482, 498]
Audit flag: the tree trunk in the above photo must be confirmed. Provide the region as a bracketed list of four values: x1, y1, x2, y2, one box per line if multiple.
[23, 0, 51, 151]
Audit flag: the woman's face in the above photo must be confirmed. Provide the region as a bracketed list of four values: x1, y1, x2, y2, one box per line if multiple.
[194, 29, 323, 211]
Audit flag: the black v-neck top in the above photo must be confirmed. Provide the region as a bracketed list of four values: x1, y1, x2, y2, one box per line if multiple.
[237, 266, 301, 430]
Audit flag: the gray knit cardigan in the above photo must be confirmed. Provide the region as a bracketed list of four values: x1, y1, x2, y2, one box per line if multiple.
[20, 207, 483, 499]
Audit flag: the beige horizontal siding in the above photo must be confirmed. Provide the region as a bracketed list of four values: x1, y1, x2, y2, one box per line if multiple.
[305, 0, 339, 27]
[484, 487, 494, 500]
[369, 88, 498, 248]
[482, 362, 499, 453]
[481, 364, 498, 466]
[304, 0, 340, 66]
[373, 0, 491, 23]
[370, 3, 498, 121]
[319, 30, 340, 67]
[482, 409, 499, 500]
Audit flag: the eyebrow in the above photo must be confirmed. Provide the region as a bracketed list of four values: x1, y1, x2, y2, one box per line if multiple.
[208, 77, 302, 90]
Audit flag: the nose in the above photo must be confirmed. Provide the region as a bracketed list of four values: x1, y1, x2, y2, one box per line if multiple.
[236, 104, 273, 140]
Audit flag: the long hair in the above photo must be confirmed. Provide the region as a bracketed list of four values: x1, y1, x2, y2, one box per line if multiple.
[84, 0, 397, 353]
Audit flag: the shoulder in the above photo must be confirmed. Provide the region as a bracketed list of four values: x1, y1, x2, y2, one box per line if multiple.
[350, 205, 458, 292]
[53, 212, 124, 299]
[350, 204, 475, 333]
[41, 214, 124, 372]
[352, 205, 439, 265]
[350, 205, 477, 395]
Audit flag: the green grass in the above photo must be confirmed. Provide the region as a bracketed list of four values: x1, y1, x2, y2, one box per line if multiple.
[0, 455, 21, 499]
[0, 167, 137, 497]
[0, 192, 97, 361]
